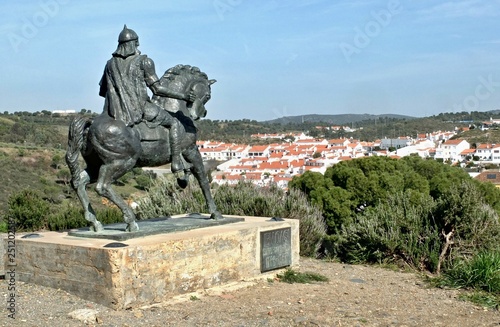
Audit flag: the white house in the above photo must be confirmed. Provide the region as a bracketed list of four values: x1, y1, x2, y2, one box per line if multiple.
[435, 139, 470, 162]
[475, 144, 493, 160]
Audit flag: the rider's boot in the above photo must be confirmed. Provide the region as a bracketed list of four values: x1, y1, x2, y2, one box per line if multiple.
[147, 108, 184, 176]
[145, 107, 187, 186]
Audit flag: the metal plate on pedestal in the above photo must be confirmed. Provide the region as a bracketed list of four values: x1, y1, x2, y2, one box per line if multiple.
[260, 227, 292, 272]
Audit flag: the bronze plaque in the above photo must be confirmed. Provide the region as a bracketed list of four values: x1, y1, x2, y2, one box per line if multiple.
[260, 227, 292, 272]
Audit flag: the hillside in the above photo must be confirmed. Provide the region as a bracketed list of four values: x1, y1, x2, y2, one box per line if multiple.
[0, 147, 68, 213]
[263, 113, 415, 125]
[2, 110, 500, 215]
[0, 113, 72, 147]
[453, 128, 500, 145]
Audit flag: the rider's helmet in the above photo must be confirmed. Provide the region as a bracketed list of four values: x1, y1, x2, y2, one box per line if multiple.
[118, 25, 139, 43]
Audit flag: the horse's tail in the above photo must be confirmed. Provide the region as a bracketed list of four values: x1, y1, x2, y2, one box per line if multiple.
[65, 116, 92, 188]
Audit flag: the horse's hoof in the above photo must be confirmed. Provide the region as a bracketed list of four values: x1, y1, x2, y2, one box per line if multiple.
[177, 177, 188, 189]
[210, 211, 223, 220]
[126, 221, 139, 232]
[91, 221, 104, 232]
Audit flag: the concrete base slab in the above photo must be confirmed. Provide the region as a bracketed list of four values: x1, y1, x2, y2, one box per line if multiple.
[4, 215, 299, 309]
[67, 214, 245, 241]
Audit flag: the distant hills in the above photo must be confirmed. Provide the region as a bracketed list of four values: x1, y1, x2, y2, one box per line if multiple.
[263, 113, 416, 125]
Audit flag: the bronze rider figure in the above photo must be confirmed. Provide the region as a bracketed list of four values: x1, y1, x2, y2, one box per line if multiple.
[99, 25, 195, 175]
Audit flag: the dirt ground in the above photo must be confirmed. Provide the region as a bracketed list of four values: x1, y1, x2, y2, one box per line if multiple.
[2, 257, 499, 327]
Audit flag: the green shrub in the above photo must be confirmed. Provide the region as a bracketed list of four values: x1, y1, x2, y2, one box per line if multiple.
[434, 180, 500, 258]
[277, 268, 329, 283]
[47, 205, 87, 231]
[97, 207, 124, 224]
[137, 177, 327, 257]
[6, 189, 50, 231]
[291, 156, 500, 272]
[0, 219, 7, 232]
[331, 190, 441, 269]
[213, 182, 327, 257]
[440, 251, 500, 294]
[46, 205, 124, 231]
[135, 175, 207, 218]
[115, 172, 134, 185]
[331, 181, 500, 273]
[135, 174, 153, 190]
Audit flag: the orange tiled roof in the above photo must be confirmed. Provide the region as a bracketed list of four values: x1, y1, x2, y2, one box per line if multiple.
[460, 149, 476, 155]
[475, 171, 500, 184]
[258, 161, 288, 170]
[248, 145, 268, 152]
[273, 175, 292, 182]
[328, 138, 349, 144]
[443, 139, 466, 145]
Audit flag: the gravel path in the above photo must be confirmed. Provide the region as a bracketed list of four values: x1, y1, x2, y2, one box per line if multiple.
[2, 257, 499, 326]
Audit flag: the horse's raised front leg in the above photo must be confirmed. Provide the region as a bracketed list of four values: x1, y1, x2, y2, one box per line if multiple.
[183, 145, 223, 220]
[96, 159, 139, 232]
[74, 170, 104, 232]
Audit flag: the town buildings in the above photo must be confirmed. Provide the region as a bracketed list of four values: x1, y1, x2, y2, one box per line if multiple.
[198, 128, 498, 189]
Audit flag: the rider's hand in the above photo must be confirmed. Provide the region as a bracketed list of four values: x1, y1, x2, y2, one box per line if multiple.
[185, 91, 197, 102]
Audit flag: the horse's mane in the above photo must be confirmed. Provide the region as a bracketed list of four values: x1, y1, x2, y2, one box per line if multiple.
[160, 65, 208, 92]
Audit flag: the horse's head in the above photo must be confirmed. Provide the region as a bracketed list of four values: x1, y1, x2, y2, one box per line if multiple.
[160, 65, 216, 121]
[187, 78, 216, 121]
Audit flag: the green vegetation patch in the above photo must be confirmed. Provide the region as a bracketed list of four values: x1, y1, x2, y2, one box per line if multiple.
[276, 268, 329, 284]
[137, 177, 327, 257]
[438, 251, 500, 294]
[290, 156, 500, 273]
[458, 292, 500, 310]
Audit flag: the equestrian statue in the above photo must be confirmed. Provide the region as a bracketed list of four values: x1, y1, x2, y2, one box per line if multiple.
[65, 25, 221, 232]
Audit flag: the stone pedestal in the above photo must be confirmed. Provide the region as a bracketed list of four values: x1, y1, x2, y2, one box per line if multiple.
[4, 215, 299, 309]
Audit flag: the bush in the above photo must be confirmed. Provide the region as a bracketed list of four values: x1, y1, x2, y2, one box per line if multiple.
[135, 175, 207, 218]
[137, 177, 327, 257]
[97, 207, 124, 224]
[291, 156, 500, 272]
[135, 174, 153, 190]
[6, 189, 50, 231]
[47, 205, 87, 231]
[0, 219, 7, 233]
[439, 251, 500, 294]
[434, 180, 500, 259]
[213, 182, 327, 257]
[331, 180, 500, 272]
[331, 190, 440, 269]
[47, 205, 124, 231]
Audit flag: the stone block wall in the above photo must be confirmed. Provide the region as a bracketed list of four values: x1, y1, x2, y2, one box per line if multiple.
[5, 216, 299, 309]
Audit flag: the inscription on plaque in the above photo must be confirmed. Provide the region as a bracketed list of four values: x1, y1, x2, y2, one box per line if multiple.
[260, 227, 292, 272]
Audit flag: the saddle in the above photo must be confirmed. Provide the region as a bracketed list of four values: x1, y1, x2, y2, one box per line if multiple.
[133, 121, 169, 141]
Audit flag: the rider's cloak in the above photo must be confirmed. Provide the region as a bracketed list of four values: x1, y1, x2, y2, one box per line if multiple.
[99, 54, 151, 126]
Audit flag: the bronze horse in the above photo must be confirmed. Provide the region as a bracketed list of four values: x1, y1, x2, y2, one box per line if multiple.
[65, 65, 221, 232]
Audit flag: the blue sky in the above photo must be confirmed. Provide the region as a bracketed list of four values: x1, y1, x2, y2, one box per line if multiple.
[1, 0, 500, 121]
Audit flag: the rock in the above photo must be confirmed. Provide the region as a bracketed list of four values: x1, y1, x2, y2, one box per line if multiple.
[68, 309, 99, 323]
[294, 316, 307, 324]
